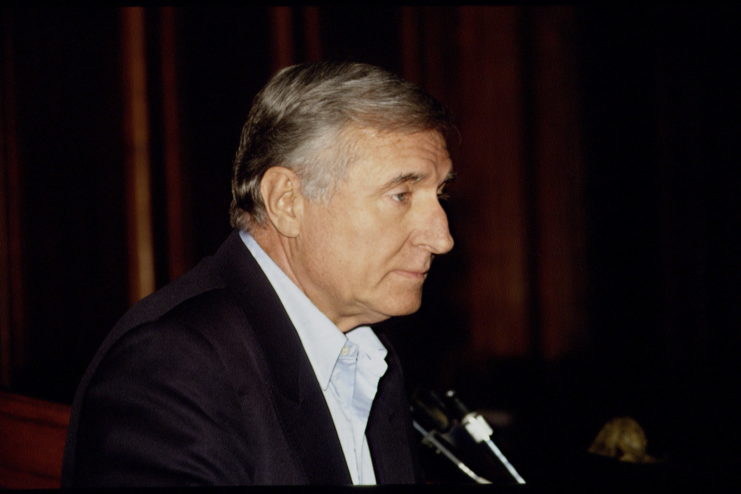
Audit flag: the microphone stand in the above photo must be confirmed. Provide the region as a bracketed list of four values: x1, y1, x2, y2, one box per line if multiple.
[444, 390, 527, 485]
[412, 419, 492, 484]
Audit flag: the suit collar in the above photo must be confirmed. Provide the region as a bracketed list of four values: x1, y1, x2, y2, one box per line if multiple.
[238, 230, 348, 391]
[366, 332, 418, 484]
[213, 231, 352, 484]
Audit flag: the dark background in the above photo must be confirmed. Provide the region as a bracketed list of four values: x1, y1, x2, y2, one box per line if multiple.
[1, 6, 739, 486]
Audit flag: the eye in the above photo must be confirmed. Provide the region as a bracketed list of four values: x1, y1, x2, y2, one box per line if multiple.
[391, 191, 411, 203]
[437, 186, 450, 201]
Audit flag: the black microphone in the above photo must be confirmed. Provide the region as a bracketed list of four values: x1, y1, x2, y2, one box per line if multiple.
[443, 389, 472, 419]
[410, 388, 491, 484]
[410, 388, 451, 433]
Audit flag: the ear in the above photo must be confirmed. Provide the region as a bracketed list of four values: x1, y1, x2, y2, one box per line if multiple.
[260, 166, 304, 237]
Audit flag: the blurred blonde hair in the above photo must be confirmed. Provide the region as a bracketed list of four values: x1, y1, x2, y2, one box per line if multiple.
[588, 416, 656, 463]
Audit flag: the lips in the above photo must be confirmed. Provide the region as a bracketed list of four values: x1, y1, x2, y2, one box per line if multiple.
[393, 258, 432, 280]
[393, 269, 428, 280]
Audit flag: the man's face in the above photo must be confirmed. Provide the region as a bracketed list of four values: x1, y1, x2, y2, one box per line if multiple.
[292, 128, 454, 332]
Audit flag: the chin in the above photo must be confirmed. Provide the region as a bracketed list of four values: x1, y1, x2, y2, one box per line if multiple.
[381, 297, 423, 317]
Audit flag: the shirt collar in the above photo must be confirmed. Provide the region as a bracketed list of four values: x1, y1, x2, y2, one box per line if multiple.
[239, 231, 387, 389]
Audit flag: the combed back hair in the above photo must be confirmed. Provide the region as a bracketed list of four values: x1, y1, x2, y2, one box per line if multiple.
[229, 60, 456, 230]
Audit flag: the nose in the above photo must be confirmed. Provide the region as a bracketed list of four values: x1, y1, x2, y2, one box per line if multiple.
[416, 200, 454, 255]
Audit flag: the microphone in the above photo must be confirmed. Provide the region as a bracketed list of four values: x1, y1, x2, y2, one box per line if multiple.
[443, 390, 526, 485]
[410, 389, 451, 433]
[410, 389, 491, 484]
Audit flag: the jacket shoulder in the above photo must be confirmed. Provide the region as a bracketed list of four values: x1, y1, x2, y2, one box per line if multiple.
[116, 256, 226, 332]
[84, 254, 255, 394]
[63, 255, 263, 486]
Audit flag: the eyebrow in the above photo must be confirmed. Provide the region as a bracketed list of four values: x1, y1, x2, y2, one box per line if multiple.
[442, 171, 457, 184]
[381, 170, 457, 191]
[382, 172, 425, 190]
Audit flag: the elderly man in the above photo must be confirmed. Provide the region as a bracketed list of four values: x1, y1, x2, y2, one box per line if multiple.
[62, 61, 455, 486]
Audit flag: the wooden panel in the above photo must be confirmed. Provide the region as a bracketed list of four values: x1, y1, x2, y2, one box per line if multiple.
[270, 6, 294, 71]
[456, 7, 531, 358]
[400, 7, 421, 83]
[160, 7, 193, 281]
[303, 7, 322, 61]
[0, 10, 25, 387]
[0, 391, 70, 488]
[2, 8, 128, 400]
[122, 7, 156, 303]
[530, 7, 587, 360]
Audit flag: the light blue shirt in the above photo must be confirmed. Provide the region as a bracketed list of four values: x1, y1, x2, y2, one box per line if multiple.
[240, 231, 388, 485]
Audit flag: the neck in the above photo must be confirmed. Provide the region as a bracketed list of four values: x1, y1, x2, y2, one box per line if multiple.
[249, 226, 382, 333]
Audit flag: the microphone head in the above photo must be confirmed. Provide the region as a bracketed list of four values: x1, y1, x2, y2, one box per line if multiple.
[411, 388, 451, 432]
[443, 389, 471, 419]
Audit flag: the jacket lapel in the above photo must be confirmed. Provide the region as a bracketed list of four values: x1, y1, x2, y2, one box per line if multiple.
[366, 334, 418, 484]
[213, 231, 352, 485]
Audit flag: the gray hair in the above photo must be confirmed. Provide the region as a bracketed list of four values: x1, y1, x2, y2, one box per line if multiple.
[229, 61, 455, 230]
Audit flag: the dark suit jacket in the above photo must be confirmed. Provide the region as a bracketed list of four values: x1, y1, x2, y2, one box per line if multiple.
[61, 230, 420, 486]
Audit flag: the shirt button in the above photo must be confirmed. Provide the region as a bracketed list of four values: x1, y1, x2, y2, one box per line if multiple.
[341, 346, 350, 356]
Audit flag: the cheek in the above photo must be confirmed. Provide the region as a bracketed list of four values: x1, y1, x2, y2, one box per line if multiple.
[303, 203, 406, 283]
[302, 213, 368, 278]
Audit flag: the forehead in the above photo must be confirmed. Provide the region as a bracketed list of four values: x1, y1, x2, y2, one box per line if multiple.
[345, 128, 452, 181]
